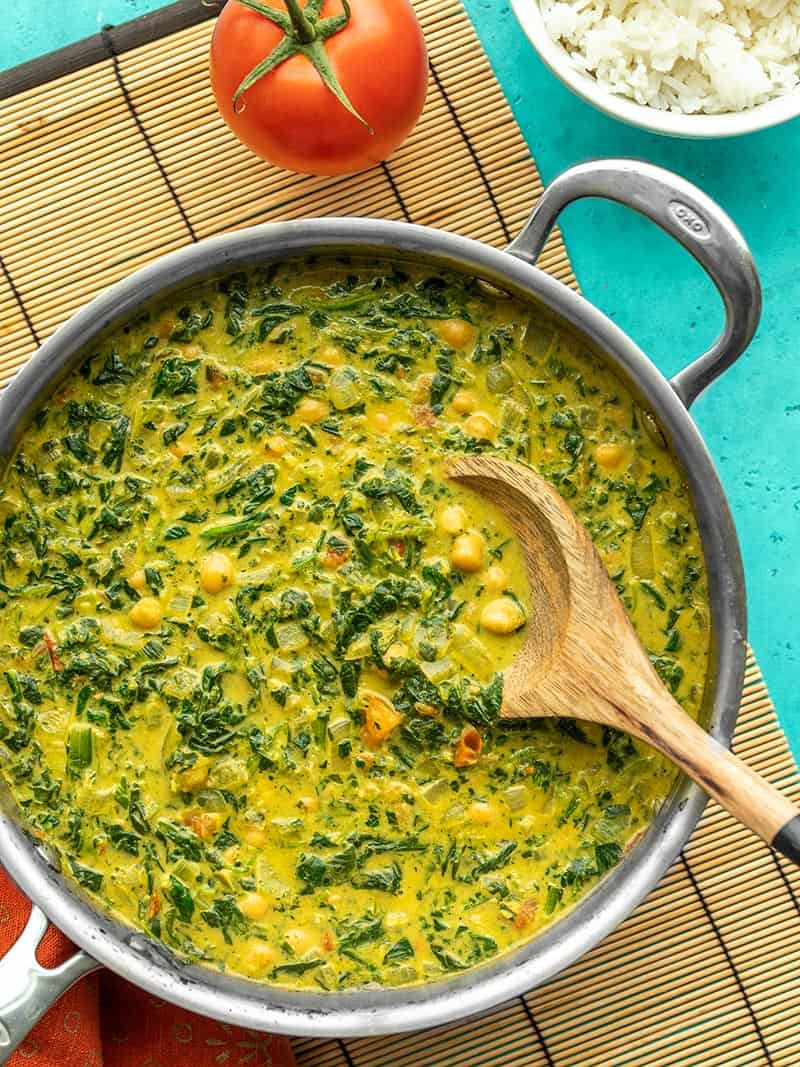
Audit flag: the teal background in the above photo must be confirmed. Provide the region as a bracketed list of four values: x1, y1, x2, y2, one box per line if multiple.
[2, 2, 799, 755]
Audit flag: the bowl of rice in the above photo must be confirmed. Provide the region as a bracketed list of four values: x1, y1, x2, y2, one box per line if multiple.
[510, 0, 800, 136]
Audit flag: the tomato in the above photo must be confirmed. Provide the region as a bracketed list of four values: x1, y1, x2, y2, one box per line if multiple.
[210, 0, 428, 177]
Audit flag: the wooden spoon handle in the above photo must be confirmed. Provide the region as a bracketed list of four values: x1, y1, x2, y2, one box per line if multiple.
[629, 701, 800, 864]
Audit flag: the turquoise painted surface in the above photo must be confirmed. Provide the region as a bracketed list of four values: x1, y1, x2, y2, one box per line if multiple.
[0, 2, 154, 70]
[2, 1, 799, 757]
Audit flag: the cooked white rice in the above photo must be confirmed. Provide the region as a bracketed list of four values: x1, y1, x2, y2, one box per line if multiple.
[540, 0, 800, 113]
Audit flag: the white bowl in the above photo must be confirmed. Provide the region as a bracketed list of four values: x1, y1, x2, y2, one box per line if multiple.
[510, 0, 800, 137]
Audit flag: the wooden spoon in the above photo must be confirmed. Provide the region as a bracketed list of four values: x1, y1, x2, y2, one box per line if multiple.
[446, 454, 800, 865]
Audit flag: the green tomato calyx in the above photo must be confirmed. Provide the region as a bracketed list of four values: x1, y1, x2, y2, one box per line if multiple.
[231, 0, 372, 132]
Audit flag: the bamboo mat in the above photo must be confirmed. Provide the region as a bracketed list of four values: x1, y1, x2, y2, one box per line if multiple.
[1, 2, 799, 1065]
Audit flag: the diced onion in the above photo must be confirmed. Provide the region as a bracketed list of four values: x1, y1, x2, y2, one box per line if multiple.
[501, 397, 526, 433]
[312, 584, 334, 610]
[328, 717, 351, 740]
[74, 591, 98, 614]
[195, 788, 227, 811]
[168, 590, 193, 616]
[345, 632, 372, 660]
[503, 784, 529, 812]
[270, 817, 303, 837]
[165, 485, 195, 501]
[171, 859, 201, 883]
[273, 621, 308, 651]
[100, 622, 143, 648]
[269, 655, 295, 683]
[450, 625, 490, 675]
[314, 963, 337, 990]
[238, 567, 274, 585]
[578, 404, 598, 429]
[476, 279, 512, 300]
[524, 320, 555, 358]
[420, 658, 455, 683]
[421, 778, 449, 803]
[329, 366, 362, 411]
[630, 528, 655, 580]
[255, 857, 290, 899]
[486, 363, 514, 394]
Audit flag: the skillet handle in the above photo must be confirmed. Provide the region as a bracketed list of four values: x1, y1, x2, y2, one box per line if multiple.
[0, 903, 99, 1065]
[506, 159, 761, 408]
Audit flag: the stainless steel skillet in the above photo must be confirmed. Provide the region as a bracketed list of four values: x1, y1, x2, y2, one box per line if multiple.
[0, 159, 759, 1053]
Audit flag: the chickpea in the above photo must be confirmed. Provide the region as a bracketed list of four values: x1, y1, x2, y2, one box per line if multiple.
[371, 411, 390, 433]
[174, 760, 209, 793]
[238, 891, 271, 921]
[439, 318, 475, 348]
[438, 503, 469, 536]
[484, 564, 507, 592]
[240, 825, 268, 848]
[266, 434, 287, 456]
[596, 442, 626, 470]
[128, 596, 161, 631]
[284, 927, 315, 955]
[241, 941, 277, 975]
[463, 412, 497, 442]
[469, 801, 498, 825]
[247, 355, 276, 374]
[450, 531, 486, 573]
[480, 596, 526, 635]
[451, 388, 478, 415]
[295, 396, 329, 424]
[129, 568, 147, 592]
[319, 343, 345, 366]
[199, 551, 235, 595]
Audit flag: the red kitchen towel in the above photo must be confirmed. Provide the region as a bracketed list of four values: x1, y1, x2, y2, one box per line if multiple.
[0, 868, 296, 1067]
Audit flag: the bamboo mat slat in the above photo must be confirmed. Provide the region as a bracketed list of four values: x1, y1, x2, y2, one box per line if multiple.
[1, 2, 798, 1064]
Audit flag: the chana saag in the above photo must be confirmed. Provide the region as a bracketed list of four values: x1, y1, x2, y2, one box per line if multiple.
[0, 258, 709, 989]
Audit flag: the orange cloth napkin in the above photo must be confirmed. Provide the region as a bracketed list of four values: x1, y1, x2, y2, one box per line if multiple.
[0, 868, 296, 1067]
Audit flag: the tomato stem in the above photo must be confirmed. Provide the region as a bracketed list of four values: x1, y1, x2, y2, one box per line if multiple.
[282, 0, 315, 43]
[231, 0, 372, 131]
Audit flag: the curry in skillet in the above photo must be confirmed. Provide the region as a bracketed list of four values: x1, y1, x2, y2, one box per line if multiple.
[0, 259, 709, 988]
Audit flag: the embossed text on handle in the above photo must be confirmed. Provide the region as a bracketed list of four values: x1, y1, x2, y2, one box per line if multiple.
[668, 199, 711, 240]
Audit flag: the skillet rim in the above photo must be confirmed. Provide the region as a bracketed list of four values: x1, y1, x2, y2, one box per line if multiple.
[0, 218, 746, 1037]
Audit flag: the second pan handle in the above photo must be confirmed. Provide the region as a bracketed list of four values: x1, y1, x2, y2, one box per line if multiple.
[0, 903, 99, 1065]
[506, 159, 762, 408]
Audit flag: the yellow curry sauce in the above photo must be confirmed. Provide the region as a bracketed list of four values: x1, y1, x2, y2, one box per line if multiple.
[0, 259, 709, 988]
